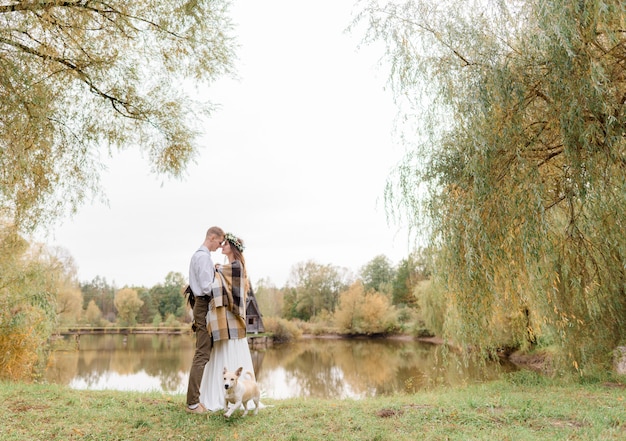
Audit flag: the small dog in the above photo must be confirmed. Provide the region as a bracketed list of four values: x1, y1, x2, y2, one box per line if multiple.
[223, 366, 260, 417]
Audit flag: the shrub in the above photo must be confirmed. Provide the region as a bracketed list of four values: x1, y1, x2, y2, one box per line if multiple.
[0, 301, 50, 381]
[334, 282, 398, 335]
[263, 317, 302, 342]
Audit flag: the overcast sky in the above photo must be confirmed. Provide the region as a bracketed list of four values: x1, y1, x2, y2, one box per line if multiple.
[42, 0, 414, 288]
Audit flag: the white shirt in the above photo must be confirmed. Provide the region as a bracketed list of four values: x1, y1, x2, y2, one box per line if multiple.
[188, 245, 215, 296]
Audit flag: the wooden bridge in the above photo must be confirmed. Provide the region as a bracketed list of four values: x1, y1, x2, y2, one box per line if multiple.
[56, 326, 191, 336]
[54, 326, 273, 348]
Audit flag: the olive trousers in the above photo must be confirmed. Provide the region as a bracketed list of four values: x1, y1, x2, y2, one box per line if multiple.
[186, 295, 213, 406]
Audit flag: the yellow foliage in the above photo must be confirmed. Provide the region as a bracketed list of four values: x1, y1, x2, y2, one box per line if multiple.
[0, 305, 46, 381]
[85, 300, 102, 325]
[334, 282, 396, 334]
[0, 225, 61, 381]
[366, 0, 626, 370]
[1, 2, 236, 231]
[262, 317, 302, 342]
[56, 284, 83, 325]
[114, 288, 143, 326]
[334, 283, 363, 332]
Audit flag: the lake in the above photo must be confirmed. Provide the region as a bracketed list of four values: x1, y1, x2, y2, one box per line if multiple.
[45, 334, 518, 399]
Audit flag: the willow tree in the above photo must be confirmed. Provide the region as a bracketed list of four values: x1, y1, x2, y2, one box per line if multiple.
[0, 0, 235, 380]
[0, 0, 235, 232]
[358, 0, 626, 372]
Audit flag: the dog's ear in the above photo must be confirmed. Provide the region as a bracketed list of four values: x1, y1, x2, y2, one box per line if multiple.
[235, 367, 243, 377]
[223, 367, 227, 375]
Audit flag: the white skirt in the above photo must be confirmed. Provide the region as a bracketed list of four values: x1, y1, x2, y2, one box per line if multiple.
[199, 338, 256, 411]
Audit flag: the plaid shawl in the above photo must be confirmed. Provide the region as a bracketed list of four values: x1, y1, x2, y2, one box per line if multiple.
[207, 260, 247, 342]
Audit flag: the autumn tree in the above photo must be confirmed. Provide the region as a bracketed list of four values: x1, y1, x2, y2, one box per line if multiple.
[56, 284, 83, 325]
[47, 248, 83, 325]
[84, 299, 102, 326]
[359, 0, 626, 371]
[334, 282, 397, 335]
[0, 0, 236, 232]
[114, 288, 143, 326]
[334, 283, 361, 332]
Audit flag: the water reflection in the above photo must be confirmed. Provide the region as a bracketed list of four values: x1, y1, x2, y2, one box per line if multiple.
[258, 338, 516, 399]
[46, 334, 194, 394]
[45, 335, 517, 399]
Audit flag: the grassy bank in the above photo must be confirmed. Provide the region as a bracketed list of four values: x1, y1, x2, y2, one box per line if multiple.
[2, 371, 625, 441]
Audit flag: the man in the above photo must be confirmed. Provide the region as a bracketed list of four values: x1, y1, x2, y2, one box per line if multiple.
[186, 226, 225, 414]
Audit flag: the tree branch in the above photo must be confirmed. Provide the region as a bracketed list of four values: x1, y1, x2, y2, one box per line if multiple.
[0, 34, 139, 118]
[0, 0, 89, 14]
[374, 7, 476, 67]
[0, 0, 186, 39]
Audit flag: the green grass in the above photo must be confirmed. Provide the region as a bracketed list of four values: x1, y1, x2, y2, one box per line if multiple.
[1, 371, 625, 440]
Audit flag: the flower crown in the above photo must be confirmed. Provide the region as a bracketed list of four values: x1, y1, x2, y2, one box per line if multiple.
[224, 232, 245, 252]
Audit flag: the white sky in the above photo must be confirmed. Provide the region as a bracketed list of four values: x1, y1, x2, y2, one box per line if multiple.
[41, 0, 415, 288]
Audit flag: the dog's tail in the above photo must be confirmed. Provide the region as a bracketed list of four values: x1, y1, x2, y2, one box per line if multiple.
[244, 370, 256, 381]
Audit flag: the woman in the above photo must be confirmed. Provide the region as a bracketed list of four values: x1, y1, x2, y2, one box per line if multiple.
[199, 232, 256, 412]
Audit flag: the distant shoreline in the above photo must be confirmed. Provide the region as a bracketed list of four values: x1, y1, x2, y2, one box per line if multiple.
[55, 327, 446, 345]
[301, 333, 444, 345]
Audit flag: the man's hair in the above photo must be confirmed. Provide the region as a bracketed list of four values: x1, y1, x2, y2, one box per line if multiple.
[206, 226, 225, 239]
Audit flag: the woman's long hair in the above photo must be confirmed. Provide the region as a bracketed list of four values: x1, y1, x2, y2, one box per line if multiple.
[228, 236, 250, 293]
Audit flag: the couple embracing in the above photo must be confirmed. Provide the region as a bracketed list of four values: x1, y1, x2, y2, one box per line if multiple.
[185, 226, 256, 414]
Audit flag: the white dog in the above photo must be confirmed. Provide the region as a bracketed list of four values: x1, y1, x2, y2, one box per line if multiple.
[223, 366, 260, 417]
